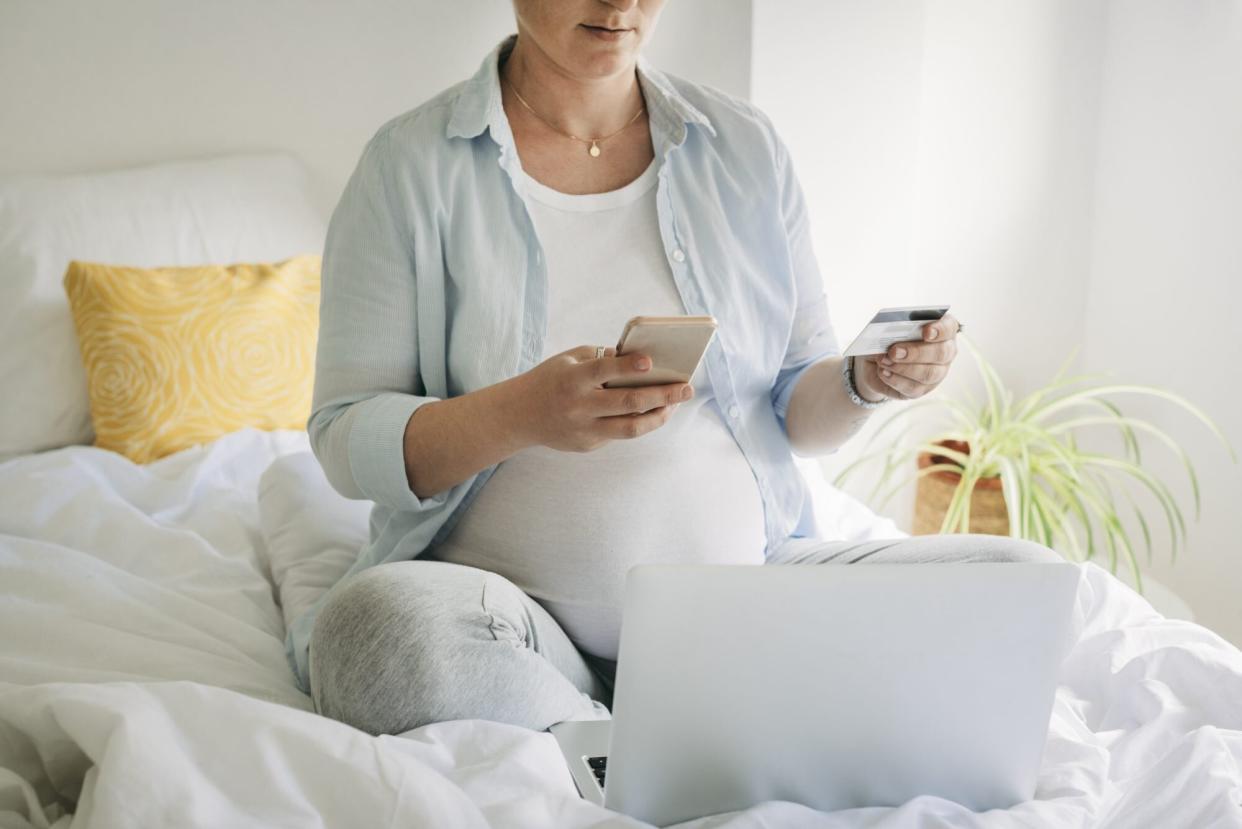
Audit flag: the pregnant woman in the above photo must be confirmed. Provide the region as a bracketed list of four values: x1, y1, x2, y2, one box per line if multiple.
[288, 0, 1059, 735]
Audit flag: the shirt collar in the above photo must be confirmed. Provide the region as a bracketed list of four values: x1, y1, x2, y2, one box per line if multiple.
[445, 34, 717, 154]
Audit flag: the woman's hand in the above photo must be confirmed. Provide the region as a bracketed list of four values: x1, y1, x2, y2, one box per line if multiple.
[509, 345, 694, 452]
[854, 314, 962, 402]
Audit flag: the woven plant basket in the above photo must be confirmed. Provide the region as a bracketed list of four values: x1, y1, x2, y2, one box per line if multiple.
[912, 439, 1010, 536]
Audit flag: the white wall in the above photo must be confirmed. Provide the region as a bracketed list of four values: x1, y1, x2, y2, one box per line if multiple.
[750, 0, 928, 525]
[752, 0, 1107, 538]
[753, 0, 1240, 646]
[752, 0, 1104, 389]
[751, 0, 926, 357]
[1082, 0, 1242, 645]
[908, 0, 1105, 392]
[0, 0, 751, 218]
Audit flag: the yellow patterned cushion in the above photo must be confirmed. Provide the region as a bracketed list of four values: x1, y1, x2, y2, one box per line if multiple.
[63, 255, 321, 463]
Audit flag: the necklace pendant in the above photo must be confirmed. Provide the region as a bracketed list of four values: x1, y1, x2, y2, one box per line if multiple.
[588, 142, 601, 158]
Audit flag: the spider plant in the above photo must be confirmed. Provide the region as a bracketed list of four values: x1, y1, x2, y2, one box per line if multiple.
[832, 334, 1236, 592]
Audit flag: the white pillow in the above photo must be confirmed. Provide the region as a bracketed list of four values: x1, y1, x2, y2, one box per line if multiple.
[256, 451, 904, 630]
[258, 451, 371, 629]
[0, 153, 328, 462]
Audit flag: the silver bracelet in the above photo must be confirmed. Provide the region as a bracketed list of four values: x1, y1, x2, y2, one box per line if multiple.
[842, 356, 890, 409]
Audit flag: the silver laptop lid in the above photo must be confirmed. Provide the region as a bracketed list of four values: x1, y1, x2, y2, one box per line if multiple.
[603, 562, 1082, 826]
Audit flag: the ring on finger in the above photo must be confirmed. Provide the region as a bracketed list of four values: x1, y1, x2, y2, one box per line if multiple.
[595, 346, 606, 360]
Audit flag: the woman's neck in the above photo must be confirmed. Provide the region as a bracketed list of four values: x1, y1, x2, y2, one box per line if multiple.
[500, 34, 645, 141]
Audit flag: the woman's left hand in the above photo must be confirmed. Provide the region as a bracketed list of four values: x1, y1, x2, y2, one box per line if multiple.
[856, 314, 962, 401]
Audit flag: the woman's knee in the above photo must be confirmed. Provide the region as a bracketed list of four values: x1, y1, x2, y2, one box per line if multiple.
[867, 533, 1064, 564]
[308, 560, 513, 735]
[967, 534, 1063, 564]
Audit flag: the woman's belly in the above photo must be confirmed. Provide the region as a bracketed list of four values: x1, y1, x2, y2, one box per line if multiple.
[428, 397, 767, 660]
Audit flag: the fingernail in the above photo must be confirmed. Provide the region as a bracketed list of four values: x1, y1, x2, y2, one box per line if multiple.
[636, 357, 651, 370]
[682, 386, 692, 400]
[894, 347, 907, 359]
[880, 357, 893, 366]
[882, 369, 893, 377]
[927, 328, 938, 340]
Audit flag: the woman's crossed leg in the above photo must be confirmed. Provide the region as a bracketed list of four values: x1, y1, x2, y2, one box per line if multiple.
[308, 535, 1060, 735]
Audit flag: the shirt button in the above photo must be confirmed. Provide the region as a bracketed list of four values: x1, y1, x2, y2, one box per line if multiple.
[671, 249, 686, 263]
[728, 404, 741, 419]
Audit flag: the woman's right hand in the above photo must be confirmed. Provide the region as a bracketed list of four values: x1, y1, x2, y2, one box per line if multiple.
[509, 345, 694, 452]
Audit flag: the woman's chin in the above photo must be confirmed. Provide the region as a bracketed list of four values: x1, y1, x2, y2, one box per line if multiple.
[572, 29, 640, 58]
[569, 51, 639, 79]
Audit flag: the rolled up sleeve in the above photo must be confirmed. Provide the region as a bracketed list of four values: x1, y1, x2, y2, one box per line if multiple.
[308, 127, 450, 514]
[764, 117, 841, 436]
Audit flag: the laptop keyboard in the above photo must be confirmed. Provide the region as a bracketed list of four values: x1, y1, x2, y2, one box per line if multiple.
[587, 755, 607, 789]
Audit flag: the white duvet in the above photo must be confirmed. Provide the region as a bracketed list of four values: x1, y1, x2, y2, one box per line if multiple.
[2, 428, 1240, 828]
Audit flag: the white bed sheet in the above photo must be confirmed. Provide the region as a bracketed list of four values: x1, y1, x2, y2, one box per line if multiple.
[1, 428, 1240, 828]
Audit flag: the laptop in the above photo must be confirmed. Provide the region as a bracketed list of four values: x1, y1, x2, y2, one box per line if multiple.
[551, 561, 1082, 826]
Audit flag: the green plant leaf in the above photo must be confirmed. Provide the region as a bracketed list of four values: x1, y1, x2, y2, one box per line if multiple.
[1077, 453, 1185, 565]
[836, 335, 1230, 588]
[1031, 384, 1237, 463]
[1078, 467, 1142, 589]
[1012, 369, 1115, 422]
[1033, 460, 1097, 562]
[939, 475, 966, 534]
[853, 398, 943, 458]
[959, 335, 1009, 433]
[995, 456, 1026, 539]
[1074, 396, 1143, 464]
[873, 462, 964, 511]
[1037, 482, 1083, 561]
[1048, 415, 1202, 520]
[1118, 483, 1155, 566]
[832, 443, 919, 489]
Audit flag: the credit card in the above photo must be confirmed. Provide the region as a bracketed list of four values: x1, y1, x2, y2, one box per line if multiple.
[843, 305, 950, 357]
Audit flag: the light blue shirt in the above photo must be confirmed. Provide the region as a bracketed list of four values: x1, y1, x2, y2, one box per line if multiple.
[286, 34, 842, 693]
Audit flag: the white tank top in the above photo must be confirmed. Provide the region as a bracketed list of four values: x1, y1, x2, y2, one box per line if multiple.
[429, 156, 767, 660]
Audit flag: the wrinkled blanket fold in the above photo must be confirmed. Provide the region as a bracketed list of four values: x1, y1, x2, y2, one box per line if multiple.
[2, 429, 1240, 828]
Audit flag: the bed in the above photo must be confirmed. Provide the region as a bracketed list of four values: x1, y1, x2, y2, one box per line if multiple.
[2, 155, 1241, 829]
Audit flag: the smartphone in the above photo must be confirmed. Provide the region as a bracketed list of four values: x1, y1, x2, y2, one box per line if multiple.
[843, 305, 950, 357]
[602, 315, 718, 389]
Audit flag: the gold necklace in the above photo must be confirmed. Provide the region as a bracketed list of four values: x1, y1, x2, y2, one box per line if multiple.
[504, 75, 645, 158]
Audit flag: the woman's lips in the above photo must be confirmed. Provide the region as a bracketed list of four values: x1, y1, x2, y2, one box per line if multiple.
[580, 24, 633, 42]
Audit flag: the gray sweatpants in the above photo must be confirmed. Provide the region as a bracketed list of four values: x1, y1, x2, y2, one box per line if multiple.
[307, 534, 1061, 736]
